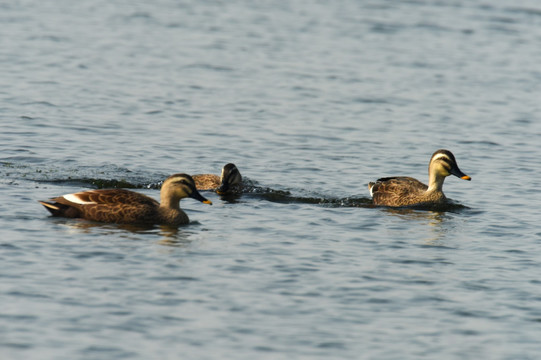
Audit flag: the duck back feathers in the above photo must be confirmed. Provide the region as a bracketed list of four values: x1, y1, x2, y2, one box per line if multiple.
[193, 174, 221, 191]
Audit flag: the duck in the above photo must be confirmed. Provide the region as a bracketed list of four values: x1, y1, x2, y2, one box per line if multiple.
[39, 173, 212, 226]
[368, 149, 471, 207]
[192, 163, 242, 194]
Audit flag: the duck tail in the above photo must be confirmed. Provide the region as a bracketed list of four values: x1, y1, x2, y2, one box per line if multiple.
[39, 200, 79, 217]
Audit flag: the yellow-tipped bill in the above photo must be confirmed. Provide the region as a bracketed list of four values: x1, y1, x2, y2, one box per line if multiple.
[450, 164, 471, 181]
[189, 190, 212, 205]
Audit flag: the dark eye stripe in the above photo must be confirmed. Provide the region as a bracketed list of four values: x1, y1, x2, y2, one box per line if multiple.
[172, 178, 193, 187]
[440, 158, 456, 172]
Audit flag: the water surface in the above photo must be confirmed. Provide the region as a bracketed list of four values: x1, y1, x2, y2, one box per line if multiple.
[1, 1, 541, 359]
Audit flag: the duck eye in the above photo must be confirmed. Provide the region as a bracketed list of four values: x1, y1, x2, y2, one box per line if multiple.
[178, 179, 195, 188]
[439, 157, 451, 165]
[173, 179, 187, 186]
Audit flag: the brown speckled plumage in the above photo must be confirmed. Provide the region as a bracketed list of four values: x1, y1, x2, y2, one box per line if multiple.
[193, 174, 221, 190]
[368, 149, 471, 207]
[39, 174, 212, 226]
[193, 163, 242, 194]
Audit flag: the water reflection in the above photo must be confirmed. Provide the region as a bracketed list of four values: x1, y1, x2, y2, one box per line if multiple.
[49, 218, 195, 247]
[217, 192, 243, 204]
[156, 225, 195, 247]
[383, 207, 448, 222]
[381, 208, 453, 246]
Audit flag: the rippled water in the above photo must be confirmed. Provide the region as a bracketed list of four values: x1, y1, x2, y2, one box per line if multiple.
[2, 0, 541, 359]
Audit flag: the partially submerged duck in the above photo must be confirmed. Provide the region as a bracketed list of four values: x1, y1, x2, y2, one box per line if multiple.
[39, 173, 212, 226]
[193, 163, 242, 194]
[368, 149, 471, 207]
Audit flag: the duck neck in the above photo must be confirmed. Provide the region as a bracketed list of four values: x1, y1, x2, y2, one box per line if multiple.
[158, 196, 188, 226]
[427, 168, 446, 193]
[160, 192, 181, 211]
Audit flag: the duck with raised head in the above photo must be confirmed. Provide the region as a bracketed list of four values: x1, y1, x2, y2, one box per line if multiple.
[368, 149, 471, 207]
[193, 163, 242, 194]
[39, 173, 212, 226]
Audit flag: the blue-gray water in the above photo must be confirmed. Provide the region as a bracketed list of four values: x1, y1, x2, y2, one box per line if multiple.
[2, 1, 541, 359]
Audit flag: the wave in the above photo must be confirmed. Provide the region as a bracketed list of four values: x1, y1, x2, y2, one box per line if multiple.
[3, 162, 469, 212]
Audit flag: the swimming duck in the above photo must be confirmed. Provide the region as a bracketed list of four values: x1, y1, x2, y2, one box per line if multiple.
[193, 163, 242, 194]
[39, 173, 212, 226]
[368, 149, 471, 207]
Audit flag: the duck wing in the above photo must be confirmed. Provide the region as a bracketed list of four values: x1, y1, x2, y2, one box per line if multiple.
[40, 189, 159, 223]
[369, 177, 428, 206]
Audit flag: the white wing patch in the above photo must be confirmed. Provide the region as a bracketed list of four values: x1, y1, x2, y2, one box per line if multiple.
[63, 193, 97, 205]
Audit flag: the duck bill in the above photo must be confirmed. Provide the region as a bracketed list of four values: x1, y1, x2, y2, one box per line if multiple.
[190, 190, 212, 205]
[450, 167, 471, 181]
